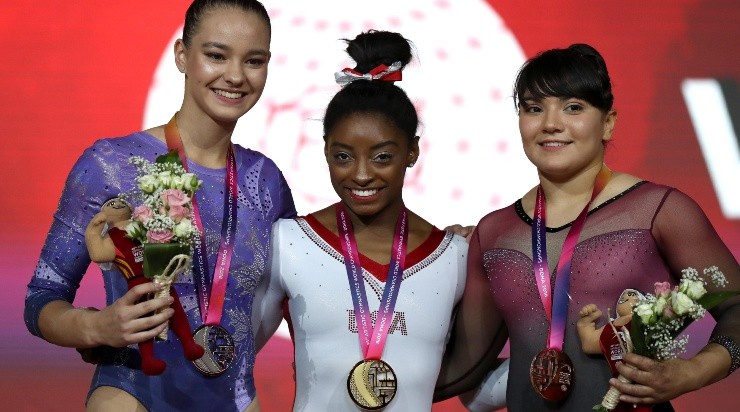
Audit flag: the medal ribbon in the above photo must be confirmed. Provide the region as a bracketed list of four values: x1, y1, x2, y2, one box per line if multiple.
[336, 203, 408, 360]
[165, 113, 238, 325]
[532, 166, 611, 350]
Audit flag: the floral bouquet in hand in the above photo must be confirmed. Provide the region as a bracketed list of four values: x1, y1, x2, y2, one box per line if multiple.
[124, 151, 202, 338]
[594, 266, 738, 411]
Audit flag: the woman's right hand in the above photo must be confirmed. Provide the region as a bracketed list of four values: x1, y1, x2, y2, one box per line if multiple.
[91, 281, 175, 347]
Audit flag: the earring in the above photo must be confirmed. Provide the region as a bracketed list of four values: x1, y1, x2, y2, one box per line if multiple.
[407, 162, 416, 168]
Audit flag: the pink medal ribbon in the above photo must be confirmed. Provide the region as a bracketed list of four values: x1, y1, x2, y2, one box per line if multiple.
[531, 166, 612, 350]
[336, 203, 408, 360]
[528, 166, 611, 400]
[165, 114, 238, 326]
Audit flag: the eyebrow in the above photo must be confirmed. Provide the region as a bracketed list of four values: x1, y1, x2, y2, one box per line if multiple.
[330, 141, 401, 150]
[201, 41, 269, 56]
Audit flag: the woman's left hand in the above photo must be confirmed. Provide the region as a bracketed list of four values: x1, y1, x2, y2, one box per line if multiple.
[611, 352, 696, 405]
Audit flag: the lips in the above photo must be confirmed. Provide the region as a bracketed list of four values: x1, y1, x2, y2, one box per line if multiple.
[213, 89, 245, 99]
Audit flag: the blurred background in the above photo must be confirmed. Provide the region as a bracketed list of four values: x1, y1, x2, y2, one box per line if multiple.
[2, 0, 738, 410]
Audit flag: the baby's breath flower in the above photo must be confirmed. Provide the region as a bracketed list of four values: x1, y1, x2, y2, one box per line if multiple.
[704, 266, 728, 287]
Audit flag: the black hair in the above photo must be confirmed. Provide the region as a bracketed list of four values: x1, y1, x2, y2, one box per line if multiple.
[513, 43, 614, 113]
[323, 30, 418, 143]
[182, 0, 271, 48]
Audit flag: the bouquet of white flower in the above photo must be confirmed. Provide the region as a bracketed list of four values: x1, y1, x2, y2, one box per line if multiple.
[123, 150, 202, 339]
[124, 151, 201, 254]
[594, 266, 737, 411]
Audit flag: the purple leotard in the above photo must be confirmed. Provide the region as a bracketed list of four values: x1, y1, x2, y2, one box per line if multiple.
[25, 132, 296, 411]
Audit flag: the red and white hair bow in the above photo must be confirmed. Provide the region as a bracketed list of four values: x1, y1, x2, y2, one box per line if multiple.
[334, 61, 403, 86]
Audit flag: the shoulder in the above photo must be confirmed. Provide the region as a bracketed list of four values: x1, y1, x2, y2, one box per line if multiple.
[477, 202, 519, 228]
[233, 145, 282, 172]
[68, 133, 150, 179]
[273, 217, 301, 232]
[446, 232, 470, 255]
[76, 132, 166, 171]
[307, 205, 337, 232]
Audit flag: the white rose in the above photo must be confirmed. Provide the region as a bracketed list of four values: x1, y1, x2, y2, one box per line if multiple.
[684, 280, 707, 300]
[171, 175, 184, 190]
[653, 296, 667, 316]
[182, 173, 200, 191]
[173, 218, 193, 239]
[138, 174, 158, 193]
[158, 171, 173, 187]
[671, 292, 694, 315]
[634, 303, 655, 324]
[124, 221, 145, 241]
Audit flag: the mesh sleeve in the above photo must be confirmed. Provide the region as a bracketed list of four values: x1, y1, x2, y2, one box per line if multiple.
[652, 188, 740, 374]
[434, 227, 509, 401]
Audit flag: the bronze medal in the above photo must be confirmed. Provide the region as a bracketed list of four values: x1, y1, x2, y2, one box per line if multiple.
[347, 359, 397, 410]
[530, 348, 574, 401]
[192, 324, 236, 376]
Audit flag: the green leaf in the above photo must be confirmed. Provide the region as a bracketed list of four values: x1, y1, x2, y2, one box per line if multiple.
[155, 150, 183, 166]
[697, 291, 740, 310]
[630, 315, 648, 356]
[143, 242, 191, 278]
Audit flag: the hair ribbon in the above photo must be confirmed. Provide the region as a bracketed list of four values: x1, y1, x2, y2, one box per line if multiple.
[334, 61, 403, 86]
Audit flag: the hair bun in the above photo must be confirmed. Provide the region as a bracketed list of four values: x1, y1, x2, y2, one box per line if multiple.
[344, 30, 413, 74]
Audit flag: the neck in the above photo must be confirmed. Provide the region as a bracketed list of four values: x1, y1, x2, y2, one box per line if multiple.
[341, 202, 405, 239]
[174, 108, 237, 168]
[537, 162, 605, 208]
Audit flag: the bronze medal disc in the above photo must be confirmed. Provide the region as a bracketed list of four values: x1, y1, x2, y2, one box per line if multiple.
[530, 348, 574, 401]
[347, 359, 397, 410]
[192, 324, 236, 376]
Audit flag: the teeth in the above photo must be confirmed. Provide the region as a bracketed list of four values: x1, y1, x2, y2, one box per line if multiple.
[214, 89, 244, 99]
[542, 142, 567, 147]
[352, 189, 378, 197]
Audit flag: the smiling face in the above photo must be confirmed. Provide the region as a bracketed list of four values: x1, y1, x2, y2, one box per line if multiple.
[518, 95, 616, 180]
[325, 112, 418, 222]
[175, 7, 271, 125]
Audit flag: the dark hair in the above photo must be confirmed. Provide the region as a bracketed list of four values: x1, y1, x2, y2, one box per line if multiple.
[182, 0, 271, 48]
[513, 43, 614, 112]
[323, 30, 418, 143]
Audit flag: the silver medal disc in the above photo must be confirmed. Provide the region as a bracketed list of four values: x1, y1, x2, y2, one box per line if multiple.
[192, 324, 236, 376]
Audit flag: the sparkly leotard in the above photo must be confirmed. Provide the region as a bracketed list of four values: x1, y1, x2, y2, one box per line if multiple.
[253, 216, 468, 411]
[437, 182, 740, 411]
[24, 132, 296, 411]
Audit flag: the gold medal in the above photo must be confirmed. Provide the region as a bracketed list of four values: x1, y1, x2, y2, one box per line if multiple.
[347, 359, 397, 410]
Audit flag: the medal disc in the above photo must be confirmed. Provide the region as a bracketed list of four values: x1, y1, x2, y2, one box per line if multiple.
[192, 324, 236, 376]
[530, 348, 574, 401]
[347, 359, 397, 410]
